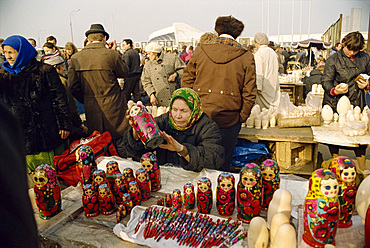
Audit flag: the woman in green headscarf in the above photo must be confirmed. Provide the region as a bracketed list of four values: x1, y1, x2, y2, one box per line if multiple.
[124, 88, 224, 172]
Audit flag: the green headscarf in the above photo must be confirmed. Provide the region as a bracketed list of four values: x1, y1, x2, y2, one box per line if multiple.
[168, 88, 203, 131]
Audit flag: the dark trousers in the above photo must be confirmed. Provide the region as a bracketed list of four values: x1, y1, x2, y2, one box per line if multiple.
[123, 75, 141, 102]
[219, 122, 242, 172]
[113, 136, 127, 158]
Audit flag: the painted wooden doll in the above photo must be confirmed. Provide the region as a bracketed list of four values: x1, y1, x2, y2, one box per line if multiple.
[328, 156, 357, 228]
[183, 183, 195, 210]
[129, 181, 141, 206]
[75, 145, 97, 186]
[116, 204, 127, 222]
[123, 167, 136, 184]
[157, 198, 165, 206]
[106, 160, 120, 190]
[216, 172, 236, 216]
[122, 193, 133, 214]
[197, 177, 213, 214]
[172, 189, 182, 209]
[98, 183, 115, 215]
[34, 164, 61, 219]
[303, 168, 339, 247]
[113, 173, 128, 204]
[136, 168, 151, 201]
[141, 152, 161, 192]
[82, 184, 99, 217]
[237, 163, 262, 223]
[93, 169, 109, 191]
[261, 159, 280, 209]
[165, 193, 172, 207]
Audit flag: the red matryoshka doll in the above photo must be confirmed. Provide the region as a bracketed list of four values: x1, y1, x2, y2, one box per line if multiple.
[172, 189, 182, 209]
[122, 193, 133, 214]
[328, 156, 357, 228]
[116, 204, 127, 222]
[303, 169, 339, 247]
[136, 168, 151, 201]
[216, 172, 235, 216]
[82, 184, 99, 217]
[183, 183, 195, 210]
[93, 169, 109, 191]
[237, 163, 262, 224]
[261, 159, 280, 209]
[157, 198, 165, 206]
[113, 173, 128, 204]
[141, 152, 161, 192]
[75, 145, 97, 186]
[106, 161, 120, 189]
[197, 177, 213, 214]
[34, 164, 62, 220]
[129, 181, 141, 206]
[123, 167, 136, 184]
[165, 193, 172, 207]
[98, 183, 115, 215]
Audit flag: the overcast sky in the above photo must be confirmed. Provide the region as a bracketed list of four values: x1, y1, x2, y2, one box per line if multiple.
[0, 0, 368, 48]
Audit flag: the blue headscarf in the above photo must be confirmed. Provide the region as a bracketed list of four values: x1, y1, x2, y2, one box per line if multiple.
[2, 35, 37, 74]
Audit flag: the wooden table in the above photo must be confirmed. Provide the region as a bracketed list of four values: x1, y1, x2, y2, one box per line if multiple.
[238, 126, 319, 175]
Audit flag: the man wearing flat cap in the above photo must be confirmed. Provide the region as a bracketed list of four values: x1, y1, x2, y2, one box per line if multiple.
[67, 23, 130, 157]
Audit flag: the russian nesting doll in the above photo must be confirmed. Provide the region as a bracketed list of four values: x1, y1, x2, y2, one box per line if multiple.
[98, 183, 115, 215]
[34, 164, 61, 219]
[172, 189, 182, 209]
[157, 198, 165, 206]
[122, 193, 133, 214]
[129, 181, 141, 206]
[75, 145, 97, 186]
[237, 163, 262, 223]
[116, 204, 127, 222]
[328, 156, 357, 228]
[197, 177, 213, 214]
[141, 152, 161, 192]
[93, 169, 109, 191]
[165, 193, 172, 207]
[136, 168, 151, 201]
[303, 168, 339, 247]
[183, 183, 195, 210]
[123, 168, 136, 184]
[82, 184, 100, 217]
[106, 161, 121, 189]
[113, 173, 129, 204]
[261, 159, 280, 209]
[216, 172, 236, 216]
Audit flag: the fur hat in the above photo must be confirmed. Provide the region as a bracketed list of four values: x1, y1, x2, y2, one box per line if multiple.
[145, 42, 162, 53]
[85, 23, 109, 40]
[254, 32, 269, 45]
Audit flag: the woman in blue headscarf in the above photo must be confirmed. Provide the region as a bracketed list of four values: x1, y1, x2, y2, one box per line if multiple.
[0, 35, 71, 172]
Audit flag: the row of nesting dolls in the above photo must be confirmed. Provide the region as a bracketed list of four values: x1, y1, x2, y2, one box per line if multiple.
[303, 156, 357, 247]
[156, 159, 280, 224]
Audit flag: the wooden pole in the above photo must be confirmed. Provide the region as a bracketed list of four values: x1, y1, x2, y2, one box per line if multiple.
[338, 14, 342, 44]
[367, 12, 370, 55]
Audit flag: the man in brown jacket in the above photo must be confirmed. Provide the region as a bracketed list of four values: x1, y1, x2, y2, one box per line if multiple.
[182, 16, 257, 172]
[68, 24, 129, 157]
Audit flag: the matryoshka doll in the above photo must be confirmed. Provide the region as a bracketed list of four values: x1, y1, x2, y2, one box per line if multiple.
[216, 172, 236, 216]
[113, 174, 128, 204]
[123, 167, 136, 184]
[237, 163, 262, 224]
[136, 168, 151, 201]
[129, 181, 141, 206]
[172, 189, 182, 209]
[303, 168, 339, 247]
[116, 204, 127, 222]
[197, 177, 213, 214]
[122, 193, 133, 214]
[165, 193, 172, 207]
[328, 156, 357, 228]
[93, 170, 109, 191]
[183, 183, 195, 210]
[106, 161, 121, 189]
[82, 184, 99, 217]
[141, 152, 161, 192]
[34, 164, 62, 219]
[261, 159, 280, 209]
[75, 145, 97, 186]
[98, 183, 115, 215]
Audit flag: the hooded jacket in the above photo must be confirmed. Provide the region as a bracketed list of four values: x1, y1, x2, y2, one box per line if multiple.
[181, 37, 257, 128]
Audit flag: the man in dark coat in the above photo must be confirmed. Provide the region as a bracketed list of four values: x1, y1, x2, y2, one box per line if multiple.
[121, 39, 142, 102]
[68, 24, 129, 157]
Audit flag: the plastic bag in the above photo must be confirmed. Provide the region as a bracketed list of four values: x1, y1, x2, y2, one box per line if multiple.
[277, 92, 299, 117]
[232, 139, 269, 167]
[305, 92, 322, 111]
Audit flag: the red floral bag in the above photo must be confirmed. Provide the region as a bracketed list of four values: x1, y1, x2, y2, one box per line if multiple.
[53, 131, 118, 186]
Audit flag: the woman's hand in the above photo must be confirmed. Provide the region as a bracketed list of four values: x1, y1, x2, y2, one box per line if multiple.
[334, 83, 348, 95]
[159, 131, 183, 152]
[126, 109, 139, 140]
[59, 130, 70, 139]
[357, 78, 369, 89]
[168, 73, 177, 82]
[150, 94, 158, 106]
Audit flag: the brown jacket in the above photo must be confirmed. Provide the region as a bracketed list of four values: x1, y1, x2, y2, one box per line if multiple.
[67, 42, 129, 139]
[181, 37, 257, 128]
